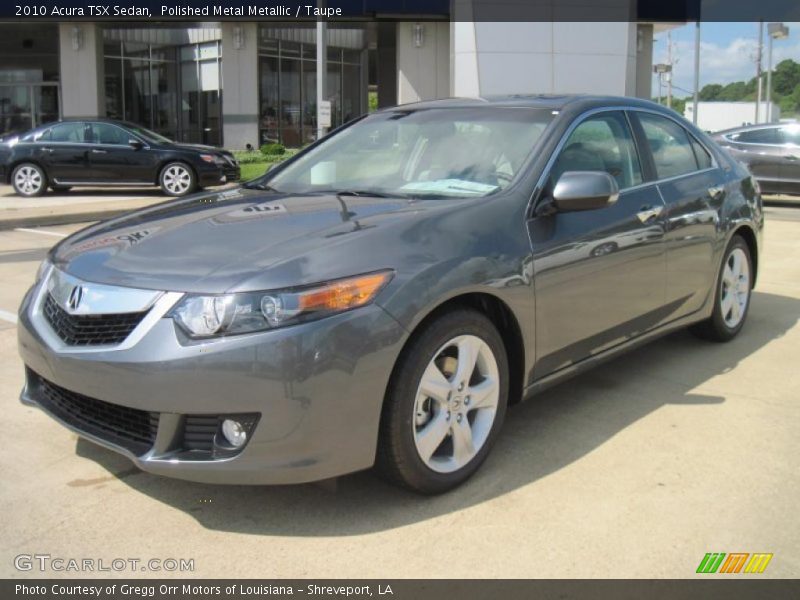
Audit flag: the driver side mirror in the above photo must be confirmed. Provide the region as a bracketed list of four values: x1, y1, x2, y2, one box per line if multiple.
[128, 139, 144, 150]
[552, 171, 619, 212]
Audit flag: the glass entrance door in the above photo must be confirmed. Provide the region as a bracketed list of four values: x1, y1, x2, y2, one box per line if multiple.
[0, 83, 59, 134]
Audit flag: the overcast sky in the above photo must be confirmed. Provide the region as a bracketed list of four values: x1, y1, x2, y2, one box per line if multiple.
[651, 22, 800, 98]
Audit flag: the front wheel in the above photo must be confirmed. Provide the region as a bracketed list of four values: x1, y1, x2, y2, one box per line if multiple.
[377, 309, 509, 494]
[159, 162, 196, 197]
[12, 163, 47, 197]
[690, 235, 753, 342]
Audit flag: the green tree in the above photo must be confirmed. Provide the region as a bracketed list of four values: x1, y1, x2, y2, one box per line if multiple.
[699, 83, 723, 101]
[772, 59, 800, 96]
[718, 81, 748, 101]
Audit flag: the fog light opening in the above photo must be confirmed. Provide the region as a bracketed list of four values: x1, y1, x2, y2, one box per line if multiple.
[221, 419, 247, 448]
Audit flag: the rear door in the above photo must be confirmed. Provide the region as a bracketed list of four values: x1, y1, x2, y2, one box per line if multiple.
[632, 111, 723, 320]
[778, 125, 800, 193]
[85, 122, 155, 183]
[37, 122, 89, 182]
[528, 110, 667, 377]
[725, 127, 785, 192]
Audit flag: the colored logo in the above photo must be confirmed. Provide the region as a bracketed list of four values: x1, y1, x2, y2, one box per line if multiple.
[696, 553, 773, 574]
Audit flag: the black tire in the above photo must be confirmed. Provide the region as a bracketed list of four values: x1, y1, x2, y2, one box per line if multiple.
[11, 163, 47, 197]
[376, 308, 509, 494]
[690, 235, 753, 342]
[51, 185, 72, 193]
[159, 162, 197, 197]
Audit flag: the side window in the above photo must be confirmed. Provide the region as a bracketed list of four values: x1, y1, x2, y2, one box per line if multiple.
[552, 112, 643, 189]
[48, 122, 86, 143]
[638, 113, 699, 179]
[780, 126, 800, 146]
[690, 137, 713, 170]
[89, 123, 130, 145]
[734, 128, 783, 145]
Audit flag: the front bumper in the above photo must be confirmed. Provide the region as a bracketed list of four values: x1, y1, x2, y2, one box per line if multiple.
[17, 278, 406, 484]
[197, 163, 241, 187]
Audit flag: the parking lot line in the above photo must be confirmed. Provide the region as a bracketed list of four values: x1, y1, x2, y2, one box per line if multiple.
[0, 309, 17, 324]
[13, 227, 68, 238]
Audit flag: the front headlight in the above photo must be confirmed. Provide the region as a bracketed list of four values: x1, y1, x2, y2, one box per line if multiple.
[200, 153, 227, 166]
[171, 270, 394, 339]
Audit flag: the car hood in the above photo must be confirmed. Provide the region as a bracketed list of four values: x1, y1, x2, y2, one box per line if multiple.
[170, 142, 232, 155]
[52, 187, 453, 293]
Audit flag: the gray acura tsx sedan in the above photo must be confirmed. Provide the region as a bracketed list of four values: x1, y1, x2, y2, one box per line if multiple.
[18, 95, 763, 494]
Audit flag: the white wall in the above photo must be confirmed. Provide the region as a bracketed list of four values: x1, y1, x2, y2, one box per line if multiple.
[396, 22, 450, 104]
[58, 24, 105, 118]
[684, 102, 782, 132]
[221, 22, 259, 150]
[451, 21, 640, 98]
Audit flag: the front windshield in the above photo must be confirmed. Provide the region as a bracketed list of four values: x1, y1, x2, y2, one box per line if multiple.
[261, 107, 554, 199]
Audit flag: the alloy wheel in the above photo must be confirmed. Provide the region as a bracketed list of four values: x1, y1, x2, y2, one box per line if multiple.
[14, 166, 44, 195]
[162, 165, 192, 195]
[720, 247, 750, 328]
[413, 334, 500, 473]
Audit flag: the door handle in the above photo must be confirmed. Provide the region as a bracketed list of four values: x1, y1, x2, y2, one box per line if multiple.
[636, 205, 663, 223]
[41, 147, 53, 153]
[91, 149, 107, 154]
[707, 185, 725, 199]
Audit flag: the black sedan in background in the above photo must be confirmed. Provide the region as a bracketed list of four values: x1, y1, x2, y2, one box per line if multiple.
[0, 119, 240, 197]
[714, 123, 800, 195]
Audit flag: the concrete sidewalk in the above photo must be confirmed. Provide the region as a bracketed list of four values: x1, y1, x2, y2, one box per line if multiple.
[0, 185, 172, 229]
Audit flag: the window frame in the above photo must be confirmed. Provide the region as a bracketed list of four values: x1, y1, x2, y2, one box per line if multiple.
[724, 126, 784, 146]
[530, 106, 721, 217]
[550, 110, 645, 191]
[87, 121, 144, 147]
[632, 111, 711, 182]
[35, 121, 88, 144]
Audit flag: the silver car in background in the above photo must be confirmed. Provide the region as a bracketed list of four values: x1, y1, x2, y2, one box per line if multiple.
[714, 123, 800, 195]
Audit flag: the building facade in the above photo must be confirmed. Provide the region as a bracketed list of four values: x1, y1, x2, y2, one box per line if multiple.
[0, 21, 659, 150]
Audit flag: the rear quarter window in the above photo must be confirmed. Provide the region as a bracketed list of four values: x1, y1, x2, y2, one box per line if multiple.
[638, 113, 700, 179]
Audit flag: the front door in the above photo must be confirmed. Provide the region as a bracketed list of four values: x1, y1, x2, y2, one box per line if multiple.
[85, 122, 155, 183]
[528, 111, 667, 378]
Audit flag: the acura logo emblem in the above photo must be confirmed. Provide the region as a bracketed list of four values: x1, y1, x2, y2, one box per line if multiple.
[67, 285, 84, 311]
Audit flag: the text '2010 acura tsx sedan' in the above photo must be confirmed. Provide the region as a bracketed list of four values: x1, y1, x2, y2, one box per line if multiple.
[18, 96, 763, 494]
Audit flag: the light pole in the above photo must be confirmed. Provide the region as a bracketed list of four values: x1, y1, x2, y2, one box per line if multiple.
[693, 21, 700, 125]
[654, 63, 672, 106]
[766, 22, 790, 122]
[755, 22, 764, 123]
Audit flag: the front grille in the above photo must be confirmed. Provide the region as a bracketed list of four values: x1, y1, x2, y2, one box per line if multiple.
[43, 294, 147, 346]
[182, 415, 221, 452]
[35, 374, 158, 455]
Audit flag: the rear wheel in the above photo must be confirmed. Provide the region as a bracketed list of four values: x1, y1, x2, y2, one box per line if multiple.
[159, 162, 196, 197]
[12, 163, 47, 197]
[377, 309, 508, 494]
[690, 235, 752, 342]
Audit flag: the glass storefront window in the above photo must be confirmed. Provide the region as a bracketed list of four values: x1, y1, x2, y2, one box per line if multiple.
[257, 32, 365, 147]
[104, 33, 222, 146]
[0, 24, 60, 133]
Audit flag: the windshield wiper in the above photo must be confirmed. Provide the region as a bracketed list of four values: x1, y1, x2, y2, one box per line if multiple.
[243, 181, 280, 192]
[333, 190, 396, 199]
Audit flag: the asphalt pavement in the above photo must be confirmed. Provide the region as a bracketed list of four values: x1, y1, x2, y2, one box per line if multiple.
[0, 209, 798, 578]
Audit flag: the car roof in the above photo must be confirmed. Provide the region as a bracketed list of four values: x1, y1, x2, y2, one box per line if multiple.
[376, 94, 667, 114]
[35, 118, 144, 130]
[715, 122, 797, 136]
